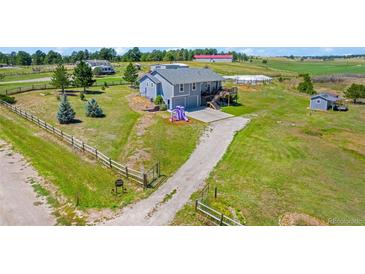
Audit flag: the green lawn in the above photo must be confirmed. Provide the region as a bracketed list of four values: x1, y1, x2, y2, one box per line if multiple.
[0, 107, 148, 210]
[173, 82, 365, 225]
[10, 84, 205, 177]
[255, 58, 365, 76]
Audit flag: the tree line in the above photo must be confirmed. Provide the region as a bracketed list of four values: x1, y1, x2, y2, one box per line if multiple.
[0, 47, 251, 66]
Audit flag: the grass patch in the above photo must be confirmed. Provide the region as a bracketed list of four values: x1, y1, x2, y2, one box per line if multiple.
[0, 108, 148, 210]
[174, 82, 365, 225]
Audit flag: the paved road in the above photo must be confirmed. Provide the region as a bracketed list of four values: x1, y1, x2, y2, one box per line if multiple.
[0, 140, 55, 226]
[0, 77, 51, 85]
[103, 116, 249, 226]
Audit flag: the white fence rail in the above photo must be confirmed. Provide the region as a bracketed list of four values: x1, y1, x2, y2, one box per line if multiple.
[0, 100, 158, 187]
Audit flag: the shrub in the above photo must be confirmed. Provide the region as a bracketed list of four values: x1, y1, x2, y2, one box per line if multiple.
[154, 95, 164, 105]
[159, 103, 167, 111]
[278, 76, 284, 82]
[0, 94, 16, 104]
[297, 74, 316, 95]
[262, 59, 268, 64]
[85, 98, 104, 118]
[57, 95, 76, 124]
[101, 86, 105, 91]
[80, 92, 85, 101]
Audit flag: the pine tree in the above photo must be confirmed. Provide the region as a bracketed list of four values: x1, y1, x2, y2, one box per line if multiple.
[85, 98, 104, 118]
[73, 61, 95, 93]
[123, 62, 138, 86]
[51, 64, 70, 94]
[57, 95, 76, 124]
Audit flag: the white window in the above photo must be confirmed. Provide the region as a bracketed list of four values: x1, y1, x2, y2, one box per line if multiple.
[151, 83, 154, 87]
[146, 82, 149, 87]
[180, 84, 184, 92]
[192, 83, 196, 91]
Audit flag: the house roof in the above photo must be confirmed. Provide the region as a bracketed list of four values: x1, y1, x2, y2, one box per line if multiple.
[84, 60, 112, 67]
[152, 68, 225, 84]
[193, 54, 233, 59]
[311, 93, 340, 102]
[140, 73, 161, 84]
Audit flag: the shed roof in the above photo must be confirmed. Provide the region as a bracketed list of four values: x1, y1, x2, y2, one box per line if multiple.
[194, 54, 233, 59]
[152, 68, 225, 84]
[311, 93, 340, 102]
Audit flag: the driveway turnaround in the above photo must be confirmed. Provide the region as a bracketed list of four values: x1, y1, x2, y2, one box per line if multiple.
[186, 107, 233, 123]
[0, 140, 55, 226]
[103, 116, 249, 226]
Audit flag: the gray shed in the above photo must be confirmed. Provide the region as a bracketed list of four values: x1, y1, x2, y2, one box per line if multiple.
[310, 93, 340, 111]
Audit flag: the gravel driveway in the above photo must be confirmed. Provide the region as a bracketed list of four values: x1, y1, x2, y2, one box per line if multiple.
[0, 140, 55, 226]
[103, 116, 249, 226]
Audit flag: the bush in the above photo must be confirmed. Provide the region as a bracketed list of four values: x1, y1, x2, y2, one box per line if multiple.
[85, 98, 104, 118]
[80, 92, 85, 101]
[297, 74, 316, 95]
[154, 95, 164, 105]
[262, 59, 268, 64]
[278, 76, 284, 82]
[0, 94, 16, 104]
[57, 95, 76, 124]
[159, 103, 167, 111]
[101, 86, 105, 91]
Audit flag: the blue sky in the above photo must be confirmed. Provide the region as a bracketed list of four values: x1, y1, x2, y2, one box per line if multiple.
[1, 47, 365, 56]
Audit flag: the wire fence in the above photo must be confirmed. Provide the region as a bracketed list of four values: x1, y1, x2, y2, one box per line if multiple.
[0, 100, 159, 187]
[2, 80, 129, 95]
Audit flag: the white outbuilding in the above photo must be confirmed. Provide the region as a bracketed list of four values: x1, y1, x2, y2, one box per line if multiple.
[223, 75, 273, 85]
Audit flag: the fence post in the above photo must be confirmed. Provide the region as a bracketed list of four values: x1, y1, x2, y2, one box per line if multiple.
[157, 161, 160, 177]
[82, 141, 85, 151]
[195, 200, 199, 210]
[214, 187, 218, 199]
[109, 158, 112, 168]
[143, 173, 148, 189]
[71, 136, 74, 146]
[125, 166, 129, 178]
[52, 125, 55, 134]
[95, 149, 98, 158]
[220, 213, 224, 226]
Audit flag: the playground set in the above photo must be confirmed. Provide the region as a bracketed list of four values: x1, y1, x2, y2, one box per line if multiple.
[170, 105, 189, 122]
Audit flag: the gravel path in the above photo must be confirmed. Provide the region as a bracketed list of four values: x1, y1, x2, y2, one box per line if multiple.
[0, 140, 55, 226]
[103, 116, 249, 226]
[0, 77, 51, 85]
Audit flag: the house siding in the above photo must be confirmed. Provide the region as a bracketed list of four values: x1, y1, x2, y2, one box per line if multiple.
[195, 58, 232, 63]
[310, 97, 329, 110]
[139, 78, 157, 99]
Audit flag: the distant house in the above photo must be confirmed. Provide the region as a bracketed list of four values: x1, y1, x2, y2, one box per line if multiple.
[83, 60, 115, 75]
[310, 93, 340, 110]
[193, 54, 233, 63]
[139, 67, 225, 109]
[150, 63, 189, 71]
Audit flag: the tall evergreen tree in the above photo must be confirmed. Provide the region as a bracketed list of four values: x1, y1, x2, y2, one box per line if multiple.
[51, 64, 70, 94]
[344, 84, 365, 103]
[123, 62, 138, 86]
[57, 95, 75, 124]
[85, 98, 104, 117]
[73, 61, 95, 93]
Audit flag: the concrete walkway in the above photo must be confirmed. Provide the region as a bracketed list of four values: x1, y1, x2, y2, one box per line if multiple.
[0, 140, 55, 226]
[186, 107, 233, 123]
[103, 116, 249, 226]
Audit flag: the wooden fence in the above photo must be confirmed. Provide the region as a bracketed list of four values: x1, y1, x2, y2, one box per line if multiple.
[0, 100, 159, 187]
[3, 80, 128, 95]
[195, 200, 243, 226]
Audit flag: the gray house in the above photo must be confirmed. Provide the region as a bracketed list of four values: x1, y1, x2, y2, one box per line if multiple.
[139, 68, 225, 109]
[310, 93, 339, 110]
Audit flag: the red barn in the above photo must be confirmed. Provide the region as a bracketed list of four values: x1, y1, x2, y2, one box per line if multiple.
[193, 54, 233, 63]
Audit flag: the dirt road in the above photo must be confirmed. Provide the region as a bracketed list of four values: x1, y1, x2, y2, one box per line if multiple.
[0, 77, 51, 85]
[0, 140, 55, 226]
[103, 116, 249, 226]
